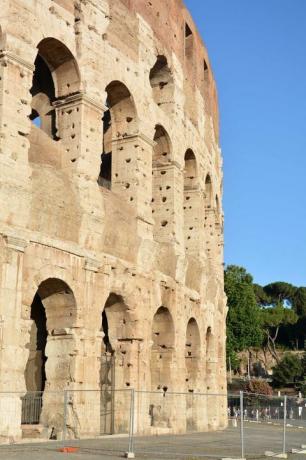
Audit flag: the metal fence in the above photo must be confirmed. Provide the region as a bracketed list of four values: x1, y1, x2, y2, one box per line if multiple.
[0, 390, 306, 459]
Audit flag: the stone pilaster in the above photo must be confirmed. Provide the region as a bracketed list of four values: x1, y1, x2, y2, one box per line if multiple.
[0, 235, 27, 441]
[0, 51, 33, 228]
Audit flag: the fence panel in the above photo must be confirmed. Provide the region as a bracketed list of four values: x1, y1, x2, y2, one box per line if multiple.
[242, 392, 286, 457]
[132, 391, 241, 459]
[1, 388, 306, 459]
[285, 395, 306, 453]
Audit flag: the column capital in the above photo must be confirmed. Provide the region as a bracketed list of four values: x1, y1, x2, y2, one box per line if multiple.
[84, 257, 101, 273]
[53, 92, 106, 112]
[4, 234, 28, 252]
[112, 132, 156, 147]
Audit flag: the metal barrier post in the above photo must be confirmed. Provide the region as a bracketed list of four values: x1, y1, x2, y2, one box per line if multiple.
[240, 391, 245, 459]
[63, 390, 68, 441]
[125, 388, 135, 458]
[282, 395, 287, 455]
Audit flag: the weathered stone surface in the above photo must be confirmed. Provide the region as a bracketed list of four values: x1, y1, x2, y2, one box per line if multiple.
[0, 0, 226, 441]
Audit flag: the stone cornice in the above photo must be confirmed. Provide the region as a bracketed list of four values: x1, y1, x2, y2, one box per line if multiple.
[53, 92, 106, 112]
[84, 257, 101, 273]
[153, 160, 181, 171]
[0, 51, 34, 72]
[4, 235, 28, 252]
[112, 132, 155, 147]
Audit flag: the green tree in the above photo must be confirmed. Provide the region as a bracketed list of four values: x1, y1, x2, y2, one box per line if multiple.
[225, 266, 263, 368]
[264, 282, 296, 304]
[272, 354, 303, 387]
[293, 287, 306, 317]
[260, 304, 298, 363]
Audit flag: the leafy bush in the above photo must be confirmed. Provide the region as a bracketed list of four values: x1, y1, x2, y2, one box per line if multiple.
[272, 354, 303, 387]
[301, 352, 306, 376]
[244, 378, 273, 395]
[298, 379, 306, 398]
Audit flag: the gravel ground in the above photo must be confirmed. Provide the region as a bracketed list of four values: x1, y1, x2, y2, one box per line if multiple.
[0, 423, 305, 460]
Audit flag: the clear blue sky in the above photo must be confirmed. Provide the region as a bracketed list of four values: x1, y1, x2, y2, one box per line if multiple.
[185, 0, 306, 287]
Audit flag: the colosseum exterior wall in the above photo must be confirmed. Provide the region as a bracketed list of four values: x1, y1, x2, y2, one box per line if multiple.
[0, 0, 227, 441]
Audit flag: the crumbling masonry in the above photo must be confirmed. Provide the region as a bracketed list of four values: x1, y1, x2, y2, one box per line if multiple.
[0, 0, 227, 442]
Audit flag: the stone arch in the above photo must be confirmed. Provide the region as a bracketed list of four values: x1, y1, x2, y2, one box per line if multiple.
[204, 174, 212, 208]
[99, 292, 136, 434]
[185, 318, 200, 390]
[204, 175, 215, 261]
[36, 38, 80, 97]
[153, 124, 172, 165]
[206, 326, 215, 390]
[105, 80, 138, 137]
[152, 124, 172, 242]
[24, 278, 77, 429]
[184, 149, 199, 254]
[98, 81, 138, 189]
[150, 306, 174, 391]
[184, 149, 197, 190]
[30, 37, 81, 139]
[149, 55, 174, 110]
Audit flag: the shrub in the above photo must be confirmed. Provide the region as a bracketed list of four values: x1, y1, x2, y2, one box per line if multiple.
[272, 353, 303, 387]
[244, 378, 273, 395]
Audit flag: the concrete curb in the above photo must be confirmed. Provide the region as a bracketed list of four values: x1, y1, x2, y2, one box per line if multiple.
[265, 451, 287, 458]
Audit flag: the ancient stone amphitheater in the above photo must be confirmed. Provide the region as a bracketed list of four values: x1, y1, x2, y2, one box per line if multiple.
[0, 0, 226, 442]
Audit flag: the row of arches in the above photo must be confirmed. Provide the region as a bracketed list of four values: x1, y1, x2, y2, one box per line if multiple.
[22, 278, 221, 436]
[27, 38, 219, 203]
[26, 280, 215, 396]
[29, 40, 174, 139]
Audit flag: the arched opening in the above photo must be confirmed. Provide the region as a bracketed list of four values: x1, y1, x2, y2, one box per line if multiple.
[149, 55, 174, 109]
[30, 38, 80, 140]
[185, 318, 200, 390]
[98, 106, 112, 189]
[98, 81, 137, 190]
[30, 55, 56, 138]
[184, 149, 198, 254]
[206, 326, 214, 390]
[204, 175, 214, 260]
[204, 175, 212, 208]
[23, 279, 76, 430]
[150, 307, 174, 391]
[185, 318, 201, 431]
[153, 125, 171, 166]
[100, 293, 132, 434]
[25, 294, 47, 395]
[185, 23, 194, 60]
[184, 149, 197, 190]
[149, 306, 175, 428]
[152, 125, 172, 242]
[206, 326, 218, 428]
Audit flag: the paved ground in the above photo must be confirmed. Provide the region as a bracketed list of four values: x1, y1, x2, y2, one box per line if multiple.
[0, 423, 305, 460]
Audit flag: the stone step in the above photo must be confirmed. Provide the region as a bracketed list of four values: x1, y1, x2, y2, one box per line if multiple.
[21, 424, 44, 439]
